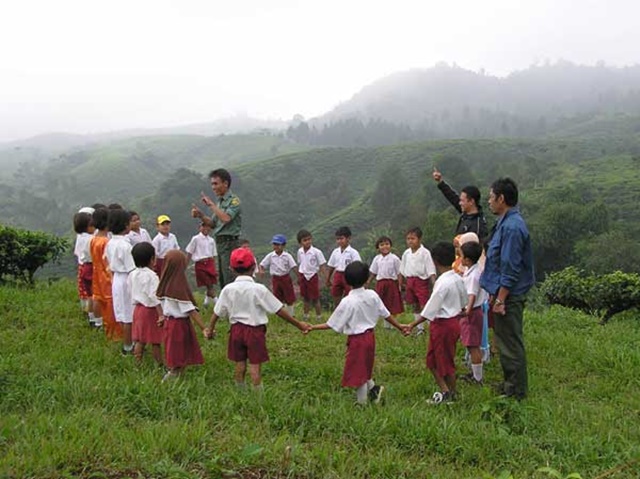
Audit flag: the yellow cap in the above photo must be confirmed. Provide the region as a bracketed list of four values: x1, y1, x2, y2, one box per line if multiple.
[157, 214, 171, 224]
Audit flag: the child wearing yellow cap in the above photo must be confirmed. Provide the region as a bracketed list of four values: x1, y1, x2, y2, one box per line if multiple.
[151, 214, 180, 276]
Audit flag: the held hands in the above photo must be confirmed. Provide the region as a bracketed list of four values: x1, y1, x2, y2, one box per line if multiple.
[298, 321, 312, 334]
[401, 323, 414, 336]
[204, 328, 216, 340]
[157, 315, 165, 327]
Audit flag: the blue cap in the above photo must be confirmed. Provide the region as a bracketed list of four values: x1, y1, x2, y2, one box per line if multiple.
[271, 234, 287, 245]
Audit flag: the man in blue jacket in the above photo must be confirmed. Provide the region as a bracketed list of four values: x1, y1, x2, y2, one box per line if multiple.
[480, 177, 534, 400]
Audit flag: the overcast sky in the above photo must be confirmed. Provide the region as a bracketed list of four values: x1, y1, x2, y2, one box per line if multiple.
[1, 0, 638, 142]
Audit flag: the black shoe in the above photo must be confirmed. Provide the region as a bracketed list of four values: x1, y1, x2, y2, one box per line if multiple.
[368, 385, 385, 404]
[459, 372, 475, 382]
[427, 390, 456, 405]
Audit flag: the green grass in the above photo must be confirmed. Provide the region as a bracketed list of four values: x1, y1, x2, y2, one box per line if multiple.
[1, 281, 640, 478]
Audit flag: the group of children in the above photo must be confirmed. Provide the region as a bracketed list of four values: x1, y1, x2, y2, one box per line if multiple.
[73, 203, 491, 404]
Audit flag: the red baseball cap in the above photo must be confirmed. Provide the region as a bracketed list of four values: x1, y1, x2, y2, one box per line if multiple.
[230, 247, 256, 269]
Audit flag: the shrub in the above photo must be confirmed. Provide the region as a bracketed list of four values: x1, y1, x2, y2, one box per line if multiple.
[0, 224, 68, 284]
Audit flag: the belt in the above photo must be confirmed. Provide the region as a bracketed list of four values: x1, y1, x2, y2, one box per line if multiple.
[216, 235, 239, 242]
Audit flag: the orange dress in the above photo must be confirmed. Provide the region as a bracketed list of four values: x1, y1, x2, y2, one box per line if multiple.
[90, 235, 122, 341]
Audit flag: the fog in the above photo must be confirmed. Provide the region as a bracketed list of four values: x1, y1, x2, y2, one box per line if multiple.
[1, 0, 639, 142]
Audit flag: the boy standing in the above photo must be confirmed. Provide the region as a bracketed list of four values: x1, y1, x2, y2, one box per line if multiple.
[151, 215, 180, 276]
[310, 261, 406, 405]
[326, 226, 361, 307]
[405, 242, 467, 404]
[185, 221, 219, 306]
[206, 248, 309, 390]
[259, 234, 297, 315]
[296, 229, 327, 322]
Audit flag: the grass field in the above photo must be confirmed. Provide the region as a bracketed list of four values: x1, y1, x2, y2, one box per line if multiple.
[1, 281, 639, 478]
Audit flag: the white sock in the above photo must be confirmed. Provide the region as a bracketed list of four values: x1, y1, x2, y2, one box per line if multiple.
[366, 379, 375, 390]
[472, 363, 483, 381]
[303, 314, 309, 321]
[356, 383, 368, 404]
[93, 317, 103, 326]
[203, 296, 210, 306]
[88, 312, 95, 320]
[123, 343, 134, 352]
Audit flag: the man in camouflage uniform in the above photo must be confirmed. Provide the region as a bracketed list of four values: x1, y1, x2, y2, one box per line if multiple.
[192, 168, 242, 288]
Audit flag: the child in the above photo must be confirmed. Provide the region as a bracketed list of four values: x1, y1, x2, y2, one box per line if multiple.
[405, 242, 468, 404]
[105, 208, 136, 355]
[310, 261, 405, 405]
[368, 236, 403, 329]
[207, 247, 309, 390]
[399, 227, 436, 334]
[326, 226, 361, 307]
[259, 234, 297, 315]
[152, 214, 180, 276]
[459, 241, 489, 384]
[185, 221, 219, 306]
[73, 211, 97, 327]
[126, 210, 152, 246]
[90, 207, 120, 340]
[129, 242, 165, 365]
[156, 250, 207, 381]
[296, 229, 327, 322]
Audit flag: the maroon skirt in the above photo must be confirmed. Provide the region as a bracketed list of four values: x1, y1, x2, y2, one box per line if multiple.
[375, 279, 404, 314]
[426, 316, 461, 377]
[195, 258, 218, 287]
[342, 329, 375, 388]
[132, 304, 164, 344]
[78, 263, 93, 298]
[164, 317, 204, 368]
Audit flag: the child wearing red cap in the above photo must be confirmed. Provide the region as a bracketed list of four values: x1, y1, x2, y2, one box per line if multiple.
[206, 247, 309, 390]
[259, 234, 297, 315]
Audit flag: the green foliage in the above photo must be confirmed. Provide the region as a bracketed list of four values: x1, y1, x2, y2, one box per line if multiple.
[541, 267, 640, 323]
[573, 229, 640, 274]
[0, 224, 67, 283]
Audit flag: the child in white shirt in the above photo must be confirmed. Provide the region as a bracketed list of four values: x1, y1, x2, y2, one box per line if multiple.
[296, 229, 327, 322]
[185, 222, 218, 307]
[126, 210, 152, 246]
[259, 234, 297, 315]
[73, 211, 96, 326]
[326, 226, 361, 307]
[152, 214, 180, 276]
[368, 236, 404, 329]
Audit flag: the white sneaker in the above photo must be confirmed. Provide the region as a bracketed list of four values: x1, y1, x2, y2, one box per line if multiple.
[203, 296, 210, 306]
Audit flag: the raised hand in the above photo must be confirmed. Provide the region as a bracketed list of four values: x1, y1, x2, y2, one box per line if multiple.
[432, 167, 442, 182]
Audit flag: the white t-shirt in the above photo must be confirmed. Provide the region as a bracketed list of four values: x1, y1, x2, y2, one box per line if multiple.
[327, 288, 390, 335]
[420, 270, 468, 321]
[152, 233, 180, 259]
[400, 245, 437, 280]
[297, 246, 327, 280]
[370, 253, 401, 280]
[462, 263, 489, 308]
[260, 251, 296, 276]
[185, 232, 218, 262]
[128, 267, 160, 308]
[126, 228, 152, 246]
[74, 232, 93, 265]
[160, 297, 197, 319]
[327, 245, 361, 272]
[214, 276, 283, 326]
[105, 235, 135, 274]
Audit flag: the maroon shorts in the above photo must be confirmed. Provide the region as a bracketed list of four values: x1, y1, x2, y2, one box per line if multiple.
[228, 322, 269, 364]
[460, 306, 483, 347]
[132, 304, 164, 344]
[342, 329, 375, 387]
[299, 273, 320, 301]
[78, 263, 93, 299]
[426, 316, 461, 378]
[195, 258, 218, 287]
[154, 258, 165, 277]
[375, 279, 404, 314]
[164, 317, 204, 368]
[331, 271, 351, 298]
[405, 277, 431, 308]
[271, 274, 296, 305]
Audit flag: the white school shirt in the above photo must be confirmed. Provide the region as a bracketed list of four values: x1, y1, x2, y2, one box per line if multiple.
[400, 245, 437, 280]
[185, 232, 218, 262]
[214, 276, 283, 326]
[105, 235, 135, 274]
[420, 270, 468, 321]
[462, 263, 489, 308]
[297, 246, 327, 280]
[74, 232, 93, 265]
[260, 251, 296, 276]
[128, 267, 160, 308]
[369, 253, 401, 280]
[327, 288, 390, 335]
[126, 228, 152, 246]
[152, 232, 180, 259]
[327, 245, 361, 272]
[159, 297, 197, 319]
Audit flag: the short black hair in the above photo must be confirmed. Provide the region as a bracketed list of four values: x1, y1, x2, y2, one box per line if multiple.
[406, 226, 423, 239]
[461, 242, 483, 264]
[92, 208, 110, 231]
[129, 210, 139, 218]
[431, 241, 456, 268]
[108, 203, 123, 210]
[297, 229, 312, 243]
[239, 238, 251, 246]
[91, 203, 106, 209]
[233, 264, 255, 275]
[335, 226, 352, 238]
[375, 236, 392, 248]
[209, 168, 232, 187]
[461, 185, 481, 206]
[132, 242, 155, 268]
[73, 212, 92, 234]
[491, 177, 519, 207]
[108, 208, 131, 235]
[344, 261, 368, 288]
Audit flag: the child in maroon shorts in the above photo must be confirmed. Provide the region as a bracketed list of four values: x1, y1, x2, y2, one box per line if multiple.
[185, 222, 218, 307]
[207, 248, 309, 390]
[296, 229, 327, 322]
[367, 236, 403, 329]
[259, 234, 297, 315]
[326, 226, 361, 308]
[405, 242, 468, 404]
[311, 261, 406, 405]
